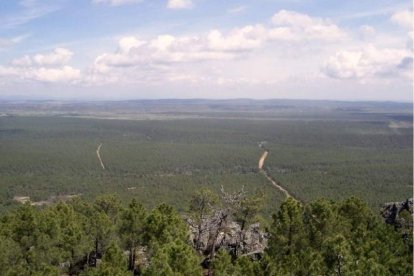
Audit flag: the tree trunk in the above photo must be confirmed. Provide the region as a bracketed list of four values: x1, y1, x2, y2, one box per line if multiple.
[195, 208, 205, 251]
[132, 248, 136, 271]
[95, 238, 99, 259]
[196, 221, 203, 251]
[128, 246, 135, 271]
[337, 255, 343, 276]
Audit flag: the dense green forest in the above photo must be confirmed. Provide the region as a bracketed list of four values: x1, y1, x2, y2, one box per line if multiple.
[0, 192, 412, 275]
[0, 100, 412, 274]
[0, 108, 412, 214]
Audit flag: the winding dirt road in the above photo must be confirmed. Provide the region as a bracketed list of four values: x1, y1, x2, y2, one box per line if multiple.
[96, 143, 105, 170]
[258, 150, 295, 200]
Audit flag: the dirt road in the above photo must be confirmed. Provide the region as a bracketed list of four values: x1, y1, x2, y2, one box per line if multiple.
[260, 170, 293, 199]
[258, 150, 296, 200]
[258, 151, 268, 170]
[96, 143, 105, 170]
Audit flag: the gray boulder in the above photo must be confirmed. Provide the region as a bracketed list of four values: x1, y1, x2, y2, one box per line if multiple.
[381, 198, 413, 227]
[187, 216, 267, 258]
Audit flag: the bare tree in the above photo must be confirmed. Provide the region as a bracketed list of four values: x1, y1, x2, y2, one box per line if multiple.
[188, 188, 219, 252]
[206, 186, 246, 276]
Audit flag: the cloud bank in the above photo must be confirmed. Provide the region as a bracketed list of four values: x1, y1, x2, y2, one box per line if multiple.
[0, 48, 80, 83]
[0, 8, 412, 100]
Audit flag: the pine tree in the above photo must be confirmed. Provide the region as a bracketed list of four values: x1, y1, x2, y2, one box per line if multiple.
[118, 199, 146, 271]
[211, 249, 236, 276]
[82, 242, 129, 276]
[304, 198, 337, 249]
[234, 255, 264, 276]
[52, 202, 91, 274]
[265, 198, 325, 275]
[144, 239, 202, 276]
[322, 234, 352, 275]
[0, 204, 62, 275]
[94, 194, 122, 223]
[234, 191, 265, 232]
[0, 236, 26, 275]
[144, 203, 188, 246]
[90, 211, 114, 259]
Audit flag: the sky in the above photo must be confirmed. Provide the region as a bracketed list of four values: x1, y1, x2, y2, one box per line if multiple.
[0, 0, 412, 101]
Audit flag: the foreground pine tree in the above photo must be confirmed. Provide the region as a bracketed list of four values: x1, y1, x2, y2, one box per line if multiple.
[0, 193, 411, 275]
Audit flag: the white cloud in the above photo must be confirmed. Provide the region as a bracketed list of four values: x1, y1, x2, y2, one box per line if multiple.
[0, 65, 81, 83]
[92, 0, 143, 6]
[0, 48, 80, 83]
[93, 33, 238, 71]
[167, 0, 192, 10]
[32, 66, 81, 82]
[1, 9, 351, 89]
[149, 35, 176, 51]
[207, 25, 266, 51]
[271, 10, 346, 41]
[10, 48, 74, 67]
[33, 48, 73, 66]
[391, 10, 413, 29]
[272, 10, 318, 27]
[0, 66, 20, 77]
[322, 45, 412, 80]
[85, 10, 355, 87]
[118, 36, 146, 52]
[1, 9, 411, 96]
[88, 33, 244, 86]
[92, 10, 348, 74]
[11, 55, 32, 66]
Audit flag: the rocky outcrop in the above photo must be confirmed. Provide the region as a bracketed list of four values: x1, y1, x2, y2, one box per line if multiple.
[381, 198, 413, 227]
[187, 217, 267, 260]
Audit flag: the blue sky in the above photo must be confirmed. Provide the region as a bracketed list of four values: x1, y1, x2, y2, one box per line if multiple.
[0, 0, 412, 101]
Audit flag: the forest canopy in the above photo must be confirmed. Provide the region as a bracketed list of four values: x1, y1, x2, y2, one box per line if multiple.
[0, 191, 411, 275]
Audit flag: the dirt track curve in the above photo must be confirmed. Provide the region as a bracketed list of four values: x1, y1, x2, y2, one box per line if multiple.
[96, 143, 105, 170]
[258, 150, 296, 200]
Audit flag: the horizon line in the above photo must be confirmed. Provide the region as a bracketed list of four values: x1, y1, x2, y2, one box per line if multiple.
[0, 97, 413, 105]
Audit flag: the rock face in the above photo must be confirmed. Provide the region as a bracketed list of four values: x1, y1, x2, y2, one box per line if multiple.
[381, 198, 413, 227]
[187, 217, 267, 260]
